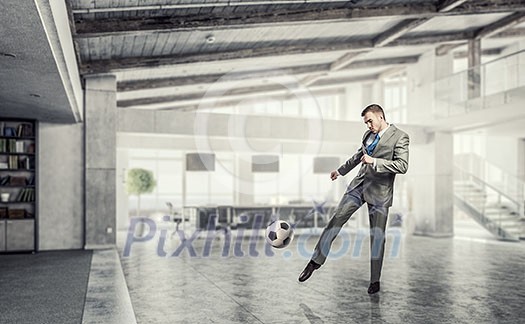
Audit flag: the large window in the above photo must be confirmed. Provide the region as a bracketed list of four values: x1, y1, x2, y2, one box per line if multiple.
[383, 73, 407, 124]
[125, 149, 346, 216]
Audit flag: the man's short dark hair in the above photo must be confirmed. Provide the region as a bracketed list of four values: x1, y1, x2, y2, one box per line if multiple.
[361, 104, 386, 120]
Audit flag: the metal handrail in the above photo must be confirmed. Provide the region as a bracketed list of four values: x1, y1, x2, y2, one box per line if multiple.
[434, 50, 525, 118]
[455, 153, 525, 216]
[454, 164, 522, 210]
[454, 166, 521, 241]
[435, 49, 525, 83]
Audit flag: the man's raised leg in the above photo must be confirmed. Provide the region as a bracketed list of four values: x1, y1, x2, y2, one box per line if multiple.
[299, 186, 364, 282]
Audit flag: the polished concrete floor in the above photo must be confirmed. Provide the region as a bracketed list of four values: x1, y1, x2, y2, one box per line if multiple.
[101, 225, 525, 324]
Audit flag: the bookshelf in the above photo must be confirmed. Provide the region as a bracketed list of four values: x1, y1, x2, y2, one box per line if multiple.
[0, 119, 36, 252]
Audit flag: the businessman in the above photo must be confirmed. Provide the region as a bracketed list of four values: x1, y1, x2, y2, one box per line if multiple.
[298, 104, 409, 294]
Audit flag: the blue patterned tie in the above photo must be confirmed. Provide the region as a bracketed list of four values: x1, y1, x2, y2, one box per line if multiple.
[367, 133, 380, 155]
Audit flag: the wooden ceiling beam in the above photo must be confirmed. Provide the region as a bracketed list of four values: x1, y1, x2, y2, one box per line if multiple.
[118, 63, 330, 91]
[73, 1, 525, 36]
[453, 47, 505, 59]
[347, 56, 419, 69]
[387, 31, 474, 47]
[315, 16, 425, 88]
[74, 3, 437, 35]
[474, 12, 525, 39]
[438, 0, 470, 13]
[117, 74, 377, 109]
[138, 87, 347, 112]
[373, 18, 429, 47]
[118, 56, 418, 92]
[81, 39, 373, 74]
[489, 27, 525, 38]
[330, 50, 370, 71]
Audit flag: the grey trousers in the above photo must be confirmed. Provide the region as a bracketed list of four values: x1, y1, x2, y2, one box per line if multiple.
[311, 184, 389, 283]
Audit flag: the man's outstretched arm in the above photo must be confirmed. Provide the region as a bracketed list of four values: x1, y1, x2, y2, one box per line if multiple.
[336, 146, 365, 176]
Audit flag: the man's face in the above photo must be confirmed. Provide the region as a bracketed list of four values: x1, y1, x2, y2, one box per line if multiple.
[363, 111, 383, 134]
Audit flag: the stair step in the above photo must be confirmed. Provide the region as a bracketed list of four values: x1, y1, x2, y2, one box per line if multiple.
[484, 216, 521, 223]
[484, 210, 518, 216]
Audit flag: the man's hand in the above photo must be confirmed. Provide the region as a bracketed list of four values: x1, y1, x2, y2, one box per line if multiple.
[361, 154, 374, 165]
[330, 170, 339, 181]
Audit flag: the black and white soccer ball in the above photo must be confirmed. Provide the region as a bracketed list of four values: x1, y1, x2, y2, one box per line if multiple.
[265, 220, 294, 248]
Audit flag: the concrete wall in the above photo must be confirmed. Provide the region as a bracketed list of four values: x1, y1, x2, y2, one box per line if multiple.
[38, 122, 84, 250]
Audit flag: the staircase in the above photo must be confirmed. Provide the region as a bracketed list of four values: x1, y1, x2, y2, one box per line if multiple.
[454, 163, 524, 242]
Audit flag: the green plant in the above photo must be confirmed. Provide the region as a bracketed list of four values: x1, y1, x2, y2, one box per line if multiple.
[126, 168, 156, 217]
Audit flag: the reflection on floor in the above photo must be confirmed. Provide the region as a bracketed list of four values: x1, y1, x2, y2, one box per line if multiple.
[111, 228, 525, 324]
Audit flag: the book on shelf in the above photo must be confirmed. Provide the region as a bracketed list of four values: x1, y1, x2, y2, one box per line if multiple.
[18, 157, 33, 170]
[15, 188, 35, 202]
[3, 127, 16, 137]
[8, 155, 18, 169]
[8, 209, 26, 219]
[0, 175, 10, 185]
[9, 176, 26, 186]
[6, 139, 15, 152]
[0, 162, 7, 169]
[16, 124, 34, 137]
[15, 140, 24, 153]
[0, 139, 32, 153]
[0, 123, 34, 137]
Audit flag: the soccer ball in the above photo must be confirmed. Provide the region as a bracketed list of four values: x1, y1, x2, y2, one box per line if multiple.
[265, 220, 294, 248]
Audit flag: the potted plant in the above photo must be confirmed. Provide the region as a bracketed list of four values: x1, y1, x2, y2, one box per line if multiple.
[126, 168, 156, 218]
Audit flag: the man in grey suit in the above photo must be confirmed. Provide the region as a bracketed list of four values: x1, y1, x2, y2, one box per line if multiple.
[298, 104, 409, 294]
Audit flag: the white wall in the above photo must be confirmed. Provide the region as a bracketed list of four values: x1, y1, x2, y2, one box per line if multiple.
[38, 122, 84, 250]
[485, 136, 519, 176]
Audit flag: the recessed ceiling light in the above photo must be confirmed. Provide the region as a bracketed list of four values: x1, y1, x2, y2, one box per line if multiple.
[206, 35, 215, 44]
[29, 93, 41, 98]
[1, 52, 16, 58]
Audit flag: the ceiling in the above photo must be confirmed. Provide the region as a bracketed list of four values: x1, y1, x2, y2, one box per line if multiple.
[68, 0, 525, 112]
[1, 0, 525, 121]
[0, 0, 82, 123]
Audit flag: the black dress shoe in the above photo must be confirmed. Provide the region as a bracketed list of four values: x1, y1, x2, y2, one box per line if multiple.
[367, 282, 380, 294]
[298, 261, 321, 282]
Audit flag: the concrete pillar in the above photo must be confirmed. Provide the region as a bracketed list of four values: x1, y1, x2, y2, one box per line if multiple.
[407, 49, 454, 122]
[84, 75, 117, 248]
[410, 132, 454, 237]
[468, 39, 481, 99]
[406, 51, 435, 123]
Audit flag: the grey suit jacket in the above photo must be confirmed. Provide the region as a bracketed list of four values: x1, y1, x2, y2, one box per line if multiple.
[337, 125, 409, 207]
